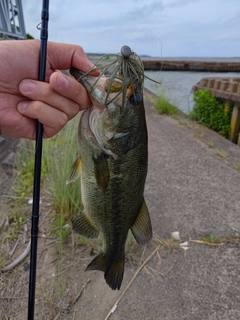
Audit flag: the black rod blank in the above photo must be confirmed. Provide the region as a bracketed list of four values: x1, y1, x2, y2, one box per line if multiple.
[27, 1, 49, 319]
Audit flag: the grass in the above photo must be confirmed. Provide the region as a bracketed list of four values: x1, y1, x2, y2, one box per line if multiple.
[154, 91, 178, 117]
[205, 141, 214, 148]
[42, 115, 83, 241]
[214, 149, 229, 159]
[2, 115, 82, 250]
[153, 233, 183, 251]
[234, 163, 240, 173]
[202, 234, 221, 244]
[13, 140, 46, 198]
[190, 89, 232, 138]
[223, 235, 240, 244]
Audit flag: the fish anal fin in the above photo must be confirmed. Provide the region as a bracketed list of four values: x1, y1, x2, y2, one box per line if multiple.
[131, 199, 152, 245]
[72, 212, 99, 239]
[85, 253, 125, 290]
[66, 156, 82, 184]
[93, 153, 109, 193]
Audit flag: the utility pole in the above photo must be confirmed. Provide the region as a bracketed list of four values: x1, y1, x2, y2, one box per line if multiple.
[0, 0, 26, 40]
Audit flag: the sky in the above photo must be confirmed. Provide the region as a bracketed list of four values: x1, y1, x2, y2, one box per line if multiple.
[22, 0, 240, 57]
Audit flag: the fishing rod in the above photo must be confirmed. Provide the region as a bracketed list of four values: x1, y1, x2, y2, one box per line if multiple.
[27, 0, 49, 319]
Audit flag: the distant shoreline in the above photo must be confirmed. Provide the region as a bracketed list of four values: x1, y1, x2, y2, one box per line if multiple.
[87, 53, 240, 63]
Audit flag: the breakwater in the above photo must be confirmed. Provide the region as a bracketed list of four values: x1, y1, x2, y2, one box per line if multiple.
[143, 60, 240, 72]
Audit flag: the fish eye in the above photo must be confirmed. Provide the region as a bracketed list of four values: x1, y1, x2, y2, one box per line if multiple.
[129, 93, 142, 107]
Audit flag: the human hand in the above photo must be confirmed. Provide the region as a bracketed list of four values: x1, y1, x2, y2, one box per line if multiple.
[0, 40, 98, 139]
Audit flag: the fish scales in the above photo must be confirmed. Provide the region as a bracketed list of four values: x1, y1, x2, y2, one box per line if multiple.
[67, 47, 152, 290]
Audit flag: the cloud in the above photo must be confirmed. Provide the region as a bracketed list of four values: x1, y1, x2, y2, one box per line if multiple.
[124, 1, 164, 20]
[21, 0, 240, 57]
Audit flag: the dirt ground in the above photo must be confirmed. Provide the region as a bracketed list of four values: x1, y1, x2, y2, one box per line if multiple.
[1, 93, 240, 320]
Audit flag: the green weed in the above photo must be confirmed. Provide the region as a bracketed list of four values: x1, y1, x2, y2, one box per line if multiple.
[202, 234, 221, 244]
[154, 92, 178, 116]
[74, 236, 91, 246]
[205, 141, 214, 148]
[17, 115, 81, 223]
[15, 139, 49, 198]
[0, 252, 5, 269]
[234, 163, 240, 173]
[190, 89, 232, 138]
[224, 235, 240, 244]
[42, 115, 82, 240]
[214, 149, 229, 159]
[153, 233, 182, 251]
[6, 115, 82, 245]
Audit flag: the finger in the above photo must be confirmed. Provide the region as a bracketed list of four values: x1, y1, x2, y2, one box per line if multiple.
[17, 100, 69, 138]
[19, 78, 86, 120]
[49, 71, 92, 108]
[47, 42, 99, 75]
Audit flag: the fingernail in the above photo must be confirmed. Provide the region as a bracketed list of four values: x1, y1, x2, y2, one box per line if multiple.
[20, 81, 35, 93]
[17, 101, 28, 112]
[57, 73, 69, 89]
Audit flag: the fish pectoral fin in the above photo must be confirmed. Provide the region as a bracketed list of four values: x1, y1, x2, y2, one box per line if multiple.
[93, 153, 110, 193]
[131, 199, 152, 245]
[85, 253, 125, 290]
[66, 156, 82, 184]
[72, 212, 99, 239]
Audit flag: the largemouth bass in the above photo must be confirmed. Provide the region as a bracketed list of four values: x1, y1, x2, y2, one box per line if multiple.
[67, 46, 152, 290]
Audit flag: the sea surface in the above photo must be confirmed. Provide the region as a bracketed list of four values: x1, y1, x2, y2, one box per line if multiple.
[144, 70, 240, 114]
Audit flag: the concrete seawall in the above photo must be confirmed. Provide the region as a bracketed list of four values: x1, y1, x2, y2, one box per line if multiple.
[143, 60, 240, 72]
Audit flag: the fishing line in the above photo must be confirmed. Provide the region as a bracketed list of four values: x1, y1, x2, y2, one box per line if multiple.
[27, 1, 49, 319]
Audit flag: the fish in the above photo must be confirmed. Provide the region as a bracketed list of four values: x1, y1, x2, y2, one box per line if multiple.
[67, 46, 152, 290]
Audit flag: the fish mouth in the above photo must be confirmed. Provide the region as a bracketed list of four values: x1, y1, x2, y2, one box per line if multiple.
[70, 46, 145, 108]
[70, 66, 143, 110]
[70, 45, 160, 109]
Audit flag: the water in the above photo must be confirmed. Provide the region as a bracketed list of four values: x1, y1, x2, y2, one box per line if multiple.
[144, 70, 240, 114]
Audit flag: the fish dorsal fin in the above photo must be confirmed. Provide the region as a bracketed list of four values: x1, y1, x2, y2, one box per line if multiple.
[72, 211, 99, 239]
[93, 153, 110, 193]
[66, 156, 82, 184]
[131, 199, 152, 245]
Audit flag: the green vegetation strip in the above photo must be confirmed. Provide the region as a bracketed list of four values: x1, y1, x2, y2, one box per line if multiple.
[190, 89, 232, 138]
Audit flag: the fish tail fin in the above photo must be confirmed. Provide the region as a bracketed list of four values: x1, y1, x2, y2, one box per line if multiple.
[85, 253, 125, 290]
